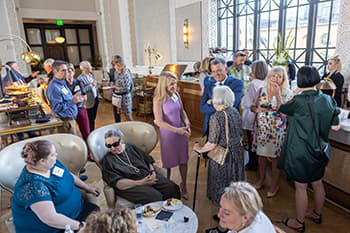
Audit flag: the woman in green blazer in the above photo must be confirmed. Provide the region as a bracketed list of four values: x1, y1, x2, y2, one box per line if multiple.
[278, 66, 340, 232]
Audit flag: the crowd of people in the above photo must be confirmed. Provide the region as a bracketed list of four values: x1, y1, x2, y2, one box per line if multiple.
[6, 49, 344, 233]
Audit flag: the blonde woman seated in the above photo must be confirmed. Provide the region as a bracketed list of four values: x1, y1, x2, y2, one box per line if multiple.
[82, 208, 137, 233]
[215, 181, 276, 233]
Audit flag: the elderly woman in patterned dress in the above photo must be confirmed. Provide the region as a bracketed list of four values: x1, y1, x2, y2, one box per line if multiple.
[194, 85, 245, 207]
[110, 55, 134, 121]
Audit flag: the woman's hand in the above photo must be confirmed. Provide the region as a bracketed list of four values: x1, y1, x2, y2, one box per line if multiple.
[176, 127, 191, 136]
[331, 125, 341, 131]
[270, 82, 281, 97]
[140, 174, 157, 186]
[86, 185, 101, 196]
[111, 85, 121, 90]
[193, 142, 202, 153]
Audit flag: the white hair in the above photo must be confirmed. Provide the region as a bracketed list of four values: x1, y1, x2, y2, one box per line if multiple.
[79, 61, 92, 70]
[43, 58, 55, 66]
[212, 85, 235, 107]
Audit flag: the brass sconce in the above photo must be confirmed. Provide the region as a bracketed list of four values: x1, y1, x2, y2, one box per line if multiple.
[0, 34, 41, 66]
[183, 19, 189, 48]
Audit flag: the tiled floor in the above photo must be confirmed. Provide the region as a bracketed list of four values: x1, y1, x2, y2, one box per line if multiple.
[1, 100, 350, 233]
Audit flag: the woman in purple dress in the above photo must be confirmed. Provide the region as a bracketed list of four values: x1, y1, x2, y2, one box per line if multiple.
[153, 71, 191, 199]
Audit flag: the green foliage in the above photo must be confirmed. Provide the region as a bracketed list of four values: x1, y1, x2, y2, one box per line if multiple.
[272, 30, 295, 66]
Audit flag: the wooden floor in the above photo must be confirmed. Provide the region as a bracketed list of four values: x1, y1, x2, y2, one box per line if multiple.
[1, 99, 350, 233]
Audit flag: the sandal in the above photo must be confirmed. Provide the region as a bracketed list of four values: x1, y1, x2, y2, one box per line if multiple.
[306, 210, 322, 224]
[282, 217, 305, 233]
[267, 186, 279, 198]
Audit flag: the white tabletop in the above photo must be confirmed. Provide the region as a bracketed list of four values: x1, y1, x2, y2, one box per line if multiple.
[137, 201, 198, 233]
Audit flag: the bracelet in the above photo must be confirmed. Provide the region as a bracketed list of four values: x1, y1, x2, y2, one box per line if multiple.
[78, 221, 84, 231]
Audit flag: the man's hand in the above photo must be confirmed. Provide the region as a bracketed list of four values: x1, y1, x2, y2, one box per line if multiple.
[206, 99, 212, 105]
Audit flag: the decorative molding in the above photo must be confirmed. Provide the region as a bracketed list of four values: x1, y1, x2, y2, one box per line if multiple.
[208, 0, 217, 50]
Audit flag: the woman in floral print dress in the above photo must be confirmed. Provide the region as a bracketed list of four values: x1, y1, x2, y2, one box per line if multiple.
[252, 66, 292, 197]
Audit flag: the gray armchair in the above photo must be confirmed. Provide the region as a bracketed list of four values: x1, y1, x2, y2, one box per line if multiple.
[87, 121, 163, 208]
[0, 134, 94, 233]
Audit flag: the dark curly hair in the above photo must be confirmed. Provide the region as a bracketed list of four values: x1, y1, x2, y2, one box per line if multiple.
[21, 140, 53, 165]
[84, 208, 137, 233]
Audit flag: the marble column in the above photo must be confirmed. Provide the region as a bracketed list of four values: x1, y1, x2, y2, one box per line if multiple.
[0, 0, 30, 74]
[336, 0, 350, 82]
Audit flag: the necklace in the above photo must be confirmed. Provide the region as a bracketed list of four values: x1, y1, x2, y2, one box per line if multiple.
[116, 150, 140, 173]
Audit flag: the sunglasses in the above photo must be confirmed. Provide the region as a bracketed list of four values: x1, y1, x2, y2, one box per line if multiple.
[105, 140, 121, 149]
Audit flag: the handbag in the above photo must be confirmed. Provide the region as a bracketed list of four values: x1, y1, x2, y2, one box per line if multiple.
[112, 92, 122, 108]
[306, 95, 333, 160]
[208, 110, 229, 165]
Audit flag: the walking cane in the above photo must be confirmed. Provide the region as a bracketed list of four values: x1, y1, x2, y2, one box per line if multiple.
[192, 151, 201, 211]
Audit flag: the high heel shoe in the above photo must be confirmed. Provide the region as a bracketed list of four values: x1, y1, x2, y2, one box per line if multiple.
[306, 210, 322, 224]
[282, 217, 305, 233]
[180, 183, 189, 200]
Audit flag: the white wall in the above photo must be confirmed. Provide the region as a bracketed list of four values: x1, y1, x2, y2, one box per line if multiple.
[133, 0, 172, 66]
[18, 0, 96, 12]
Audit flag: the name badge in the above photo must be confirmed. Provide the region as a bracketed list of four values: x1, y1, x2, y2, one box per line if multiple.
[61, 87, 69, 95]
[52, 166, 64, 177]
[171, 94, 178, 102]
[74, 85, 81, 92]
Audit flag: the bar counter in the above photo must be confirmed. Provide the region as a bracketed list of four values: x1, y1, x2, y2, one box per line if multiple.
[324, 128, 350, 210]
[144, 75, 204, 132]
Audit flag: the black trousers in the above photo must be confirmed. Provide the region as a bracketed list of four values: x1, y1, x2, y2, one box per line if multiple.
[87, 98, 99, 131]
[58, 201, 100, 232]
[245, 129, 258, 170]
[117, 175, 181, 205]
[113, 105, 121, 123]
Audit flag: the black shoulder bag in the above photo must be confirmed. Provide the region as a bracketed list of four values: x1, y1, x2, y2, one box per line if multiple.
[306, 95, 333, 160]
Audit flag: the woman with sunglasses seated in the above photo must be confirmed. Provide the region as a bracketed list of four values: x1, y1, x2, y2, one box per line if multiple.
[101, 129, 181, 204]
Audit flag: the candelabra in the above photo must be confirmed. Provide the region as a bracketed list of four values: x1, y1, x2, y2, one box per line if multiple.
[144, 45, 161, 75]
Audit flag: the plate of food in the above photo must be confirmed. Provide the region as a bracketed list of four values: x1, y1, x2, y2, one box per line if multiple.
[143, 203, 162, 217]
[162, 198, 183, 211]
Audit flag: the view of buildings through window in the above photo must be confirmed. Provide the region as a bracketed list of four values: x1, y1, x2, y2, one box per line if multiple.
[218, 0, 340, 75]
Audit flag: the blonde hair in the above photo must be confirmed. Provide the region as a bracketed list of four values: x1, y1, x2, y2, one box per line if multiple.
[67, 63, 75, 72]
[83, 208, 137, 233]
[199, 57, 211, 72]
[223, 182, 263, 218]
[328, 55, 342, 73]
[266, 66, 290, 94]
[154, 71, 177, 103]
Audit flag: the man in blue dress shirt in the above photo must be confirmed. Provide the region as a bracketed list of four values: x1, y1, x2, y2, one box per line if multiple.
[200, 57, 243, 136]
[46, 60, 84, 134]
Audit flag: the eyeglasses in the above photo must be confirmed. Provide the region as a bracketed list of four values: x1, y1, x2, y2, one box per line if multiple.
[105, 140, 121, 148]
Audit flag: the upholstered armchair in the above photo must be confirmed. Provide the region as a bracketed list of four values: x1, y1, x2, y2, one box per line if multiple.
[0, 134, 95, 233]
[87, 121, 163, 208]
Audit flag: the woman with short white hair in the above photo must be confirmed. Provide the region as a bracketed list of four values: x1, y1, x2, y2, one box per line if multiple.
[78, 61, 99, 131]
[194, 86, 245, 207]
[216, 181, 276, 233]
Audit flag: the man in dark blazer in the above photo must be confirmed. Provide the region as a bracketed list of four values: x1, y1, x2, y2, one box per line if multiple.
[200, 57, 243, 136]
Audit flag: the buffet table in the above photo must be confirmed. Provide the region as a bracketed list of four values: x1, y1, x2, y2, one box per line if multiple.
[0, 118, 64, 147]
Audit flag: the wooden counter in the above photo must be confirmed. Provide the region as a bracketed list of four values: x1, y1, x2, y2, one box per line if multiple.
[144, 76, 204, 132]
[324, 129, 350, 210]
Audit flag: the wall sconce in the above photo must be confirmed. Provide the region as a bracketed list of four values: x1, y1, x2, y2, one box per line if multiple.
[183, 19, 189, 48]
[55, 36, 65, 44]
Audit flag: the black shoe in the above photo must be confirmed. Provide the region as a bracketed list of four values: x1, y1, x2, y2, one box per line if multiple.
[205, 227, 229, 233]
[80, 168, 86, 174]
[213, 214, 220, 221]
[79, 175, 88, 181]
